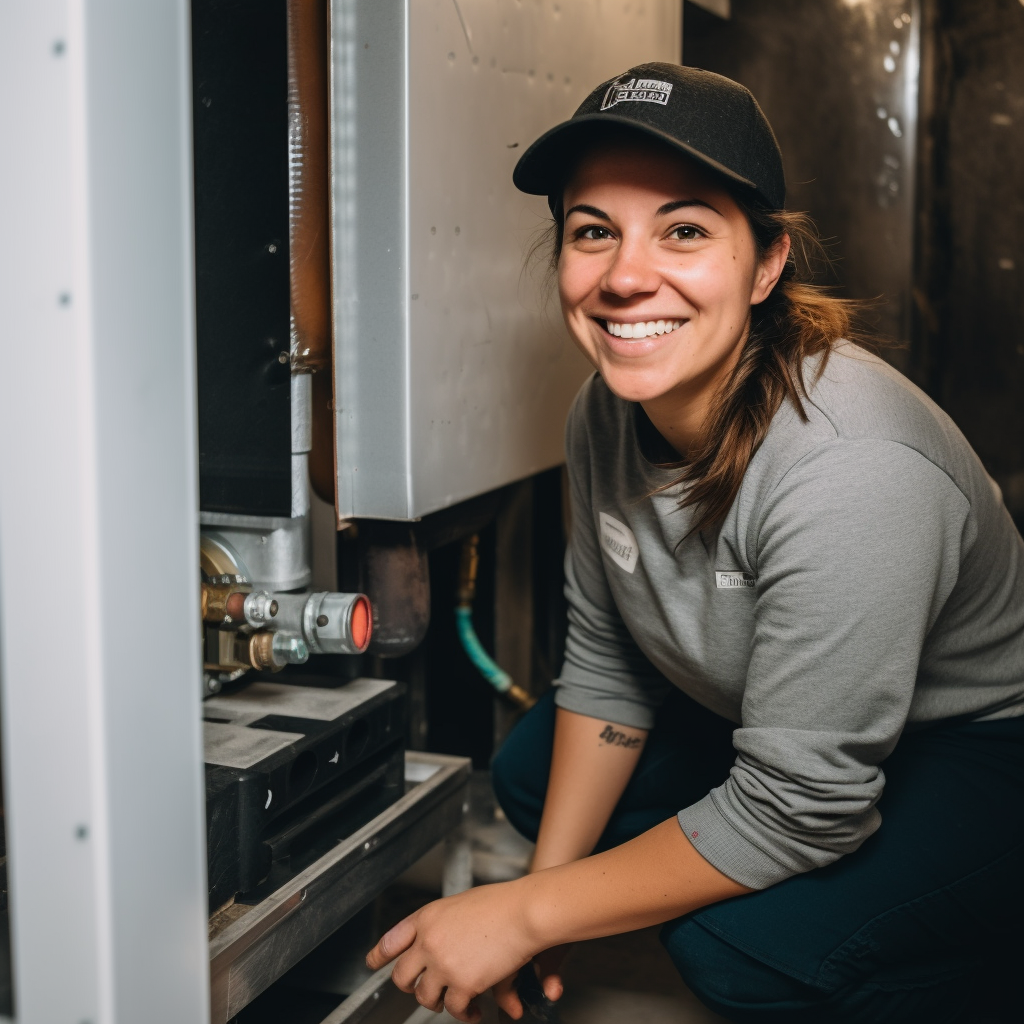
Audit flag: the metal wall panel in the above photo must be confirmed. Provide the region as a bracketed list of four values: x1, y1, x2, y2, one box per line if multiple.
[0, 3, 210, 1021]
[330, 0, 682, 520]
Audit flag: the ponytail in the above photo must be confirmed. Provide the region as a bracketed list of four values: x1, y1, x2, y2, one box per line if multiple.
[669, 206, 860, 534]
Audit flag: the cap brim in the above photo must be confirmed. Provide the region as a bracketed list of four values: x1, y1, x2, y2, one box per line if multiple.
[512, 113, 761, 206]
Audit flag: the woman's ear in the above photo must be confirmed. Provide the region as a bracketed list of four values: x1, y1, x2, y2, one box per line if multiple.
[751, 232, 791, 305]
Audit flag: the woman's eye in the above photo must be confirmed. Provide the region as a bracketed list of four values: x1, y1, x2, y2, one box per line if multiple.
[670, 224, 704, 241]
[576, 225, 612, 241]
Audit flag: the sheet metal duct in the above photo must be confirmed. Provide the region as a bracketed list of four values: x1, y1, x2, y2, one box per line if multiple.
[328, 0, 682, 521]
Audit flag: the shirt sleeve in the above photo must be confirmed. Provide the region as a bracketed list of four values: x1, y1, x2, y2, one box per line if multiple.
[553, 394, 672, 731]
[677, 439, 971, 889]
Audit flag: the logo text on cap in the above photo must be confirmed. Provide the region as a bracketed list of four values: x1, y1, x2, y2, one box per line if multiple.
[600, 77, 673, 111]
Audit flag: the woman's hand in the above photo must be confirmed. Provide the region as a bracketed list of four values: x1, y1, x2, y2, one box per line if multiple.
[365, 880, 539, 1022]
[492, 944, 570, 1016]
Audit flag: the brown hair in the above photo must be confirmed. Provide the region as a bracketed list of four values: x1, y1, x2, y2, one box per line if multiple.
[546, 192, 861, 535]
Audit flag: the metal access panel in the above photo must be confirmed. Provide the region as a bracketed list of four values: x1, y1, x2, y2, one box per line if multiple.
[330, 0, 681, 520]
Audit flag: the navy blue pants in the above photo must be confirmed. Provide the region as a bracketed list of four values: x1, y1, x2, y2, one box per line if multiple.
[491, 688, 1024, 1023]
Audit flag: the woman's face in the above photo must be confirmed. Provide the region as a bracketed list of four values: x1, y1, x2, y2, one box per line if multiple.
[558, 139, 786, 408]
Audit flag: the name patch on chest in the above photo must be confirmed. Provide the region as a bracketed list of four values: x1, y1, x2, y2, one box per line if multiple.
[599, 512, 639, 574]
[715, 570, 755, 590]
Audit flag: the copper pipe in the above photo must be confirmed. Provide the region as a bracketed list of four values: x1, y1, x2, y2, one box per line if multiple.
[287, 0, 332, 374]
[287, 0, 337, 507]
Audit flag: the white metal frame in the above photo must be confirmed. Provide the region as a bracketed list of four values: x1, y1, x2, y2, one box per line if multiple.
[0, 3, 209, 1021]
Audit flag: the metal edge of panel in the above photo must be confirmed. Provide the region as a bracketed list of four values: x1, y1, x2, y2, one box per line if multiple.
[209, 753, 470, 1022]
[318, 963, 418, 1024]
[329, 0, 412, 520]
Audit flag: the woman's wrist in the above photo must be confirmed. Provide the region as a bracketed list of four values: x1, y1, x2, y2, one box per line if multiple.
[512, 867, 570, 952]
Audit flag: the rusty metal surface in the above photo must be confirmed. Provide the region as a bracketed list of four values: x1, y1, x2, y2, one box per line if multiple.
[684, 0, 921, 371]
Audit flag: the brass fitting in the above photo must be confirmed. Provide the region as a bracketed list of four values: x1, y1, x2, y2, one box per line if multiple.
[202, 581, 251, 624]
[506, 683, 537, 711]
[244, 632, 280, 672]
[457, 534, 480, 605]
[235, 632, 310, 672]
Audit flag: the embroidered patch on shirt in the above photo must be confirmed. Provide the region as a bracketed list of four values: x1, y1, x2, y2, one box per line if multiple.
[600, 77, 674, 111]
[599, 512, 639, 574]
[715, 570, 755, 589]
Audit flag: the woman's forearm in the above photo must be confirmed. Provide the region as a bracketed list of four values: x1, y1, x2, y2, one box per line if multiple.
[522, 817, 752, 948]
[530, 706, 648, 872]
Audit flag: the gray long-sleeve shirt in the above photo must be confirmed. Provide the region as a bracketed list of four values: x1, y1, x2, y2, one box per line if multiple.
[556, 342, 1024, 889]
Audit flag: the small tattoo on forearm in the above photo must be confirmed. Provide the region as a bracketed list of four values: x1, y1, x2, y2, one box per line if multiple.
[599, 724, 642, 749]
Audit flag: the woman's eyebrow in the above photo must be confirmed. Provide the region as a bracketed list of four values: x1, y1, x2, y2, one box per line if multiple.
[658, 198, 721, 216]
[564, 203, 610, 221]
[564, 199, 722, 220]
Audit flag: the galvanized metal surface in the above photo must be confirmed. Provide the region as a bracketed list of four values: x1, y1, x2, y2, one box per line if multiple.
[209, 751, 471, 1023]
[685, 0, 921, 365]
[201, 516, 312, 591]
[0, 3, 210, 1021]
[329, 0, 681, 520]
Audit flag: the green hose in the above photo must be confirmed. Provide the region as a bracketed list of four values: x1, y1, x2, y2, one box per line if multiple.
[455, 605, 512, 693]
[456, 534, 535, 709]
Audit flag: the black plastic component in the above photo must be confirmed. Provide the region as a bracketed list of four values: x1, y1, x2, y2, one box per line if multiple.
[204, 681, 406, 911]
[191, 0, 292, 515]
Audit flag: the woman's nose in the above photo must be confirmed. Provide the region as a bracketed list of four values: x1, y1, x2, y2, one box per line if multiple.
[600, 238, 661, 298]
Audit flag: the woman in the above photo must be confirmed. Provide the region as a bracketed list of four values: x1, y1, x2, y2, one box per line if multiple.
[367, 64, 1024, 1023]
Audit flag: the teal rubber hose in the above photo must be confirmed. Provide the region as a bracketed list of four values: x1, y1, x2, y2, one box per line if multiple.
[455, 604, 512, 693]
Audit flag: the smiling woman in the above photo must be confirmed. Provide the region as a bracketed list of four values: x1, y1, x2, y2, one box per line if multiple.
[367, 64, 1024, 1024]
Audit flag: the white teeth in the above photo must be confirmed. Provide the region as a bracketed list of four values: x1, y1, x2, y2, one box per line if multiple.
[604, 318, 683, 339]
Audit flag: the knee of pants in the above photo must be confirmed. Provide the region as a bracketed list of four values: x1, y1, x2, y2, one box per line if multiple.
[490, 689, 557, 843]
[660, 918, 972, 1024]
[660, 917, 827, 1022]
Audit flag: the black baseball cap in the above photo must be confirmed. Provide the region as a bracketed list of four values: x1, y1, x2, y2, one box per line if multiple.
[513, 62, 785, 212]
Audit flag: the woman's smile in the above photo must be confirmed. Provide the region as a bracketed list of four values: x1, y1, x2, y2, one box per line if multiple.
[597, 317, 687, 340]
[557, 137, 788, 454]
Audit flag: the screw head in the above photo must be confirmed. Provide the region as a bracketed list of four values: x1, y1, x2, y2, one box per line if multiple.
[316, 614, 329, 627]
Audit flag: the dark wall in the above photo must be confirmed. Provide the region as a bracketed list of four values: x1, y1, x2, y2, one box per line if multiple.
[921, 0, 1024, 518]
[685, 0, 1024, 526]
[684, 0, 919, 375]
